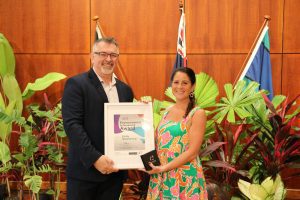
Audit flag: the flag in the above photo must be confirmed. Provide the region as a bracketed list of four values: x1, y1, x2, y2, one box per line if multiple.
[173, 11, 187, 69]
[95, 23, 102, 41]
[239, 25, 273, 100]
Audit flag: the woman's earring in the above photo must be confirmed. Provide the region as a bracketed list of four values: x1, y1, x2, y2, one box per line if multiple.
[189, 91, 195, 98]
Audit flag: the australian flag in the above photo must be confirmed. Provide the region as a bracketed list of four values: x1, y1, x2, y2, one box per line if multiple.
[95, 23, 102, 41]
[173, 11, 187, 69]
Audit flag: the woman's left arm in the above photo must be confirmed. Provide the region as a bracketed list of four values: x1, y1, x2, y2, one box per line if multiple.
[148, 109, 207, 174]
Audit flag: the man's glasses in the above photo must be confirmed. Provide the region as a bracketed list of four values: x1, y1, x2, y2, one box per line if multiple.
[94, 52, 119, 60]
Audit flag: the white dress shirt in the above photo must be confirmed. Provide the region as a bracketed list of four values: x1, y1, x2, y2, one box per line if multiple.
[93, 69, 119, 103]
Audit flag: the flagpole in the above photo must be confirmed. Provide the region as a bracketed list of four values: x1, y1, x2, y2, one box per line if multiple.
[178, 0, 184, 13]
[92, 16, 129, 85]
[233, 15, 271, 86]
[92, 16, 103, 35]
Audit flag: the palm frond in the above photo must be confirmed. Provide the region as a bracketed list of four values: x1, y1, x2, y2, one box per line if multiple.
[195, 73, 219, 108]
[164, 87, 175, 101]
[213, 80, 262, 123]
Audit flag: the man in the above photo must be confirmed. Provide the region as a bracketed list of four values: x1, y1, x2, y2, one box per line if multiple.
[62, 37, 134, 200]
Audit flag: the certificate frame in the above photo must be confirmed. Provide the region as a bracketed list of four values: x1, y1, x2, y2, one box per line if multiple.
[104, 102, 155, 169]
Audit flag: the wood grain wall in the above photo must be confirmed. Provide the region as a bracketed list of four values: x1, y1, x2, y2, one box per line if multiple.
[1, 0, 299, 100]
[0, 0, 299, 187]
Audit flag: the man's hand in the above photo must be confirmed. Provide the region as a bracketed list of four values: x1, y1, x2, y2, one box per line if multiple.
[93, 155, 119, 175]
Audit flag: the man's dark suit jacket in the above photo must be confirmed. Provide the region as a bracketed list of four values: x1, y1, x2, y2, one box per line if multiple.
[62, 68, 134, 182]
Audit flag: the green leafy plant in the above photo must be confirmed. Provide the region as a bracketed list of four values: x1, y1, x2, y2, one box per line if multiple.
[0, 33, 24, 198]
[131, 71, 300, 199]
[201, 80, 300, 198]
[0, 33, 22, 144]
[238, 174, 286, 200]
[211, 81, 262, 123]
[0, 33, 66, 145]
[199, 81, 267, 198]
[0, 33, 66, 199]
[245, 94, 300, 182]
[13, 94, 66, 199]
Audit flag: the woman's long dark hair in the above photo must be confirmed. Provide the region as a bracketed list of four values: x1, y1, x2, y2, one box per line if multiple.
[170, 67, 196, 118]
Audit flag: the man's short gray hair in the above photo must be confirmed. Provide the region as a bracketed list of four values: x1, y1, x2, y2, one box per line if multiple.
[92, 37, 119, 52]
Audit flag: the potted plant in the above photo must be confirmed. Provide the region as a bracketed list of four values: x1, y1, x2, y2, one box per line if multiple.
[11, 93, 66, 200]
[0, 33, 67, 199]
[0, 33, 23, 199]
[201, 80, 300, 198]
[0, 141, 14, 199]
[27, 93, 66, 200]
[244, 93, 300, 182]
[199, 81, 264, 198]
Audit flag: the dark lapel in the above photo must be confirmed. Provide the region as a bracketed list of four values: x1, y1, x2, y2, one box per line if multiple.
[87, 68, 109, 102]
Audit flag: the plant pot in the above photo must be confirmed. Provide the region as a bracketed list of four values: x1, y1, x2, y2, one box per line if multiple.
[0, 183, 8, 199]
[37, 192, 54, 200]
[206, 182, 231, 200]
[5, 193, 19, 200]
[20, 190, 54, 200]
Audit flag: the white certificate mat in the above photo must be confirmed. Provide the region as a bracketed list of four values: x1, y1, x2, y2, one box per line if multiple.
[104, 103, 155, 169]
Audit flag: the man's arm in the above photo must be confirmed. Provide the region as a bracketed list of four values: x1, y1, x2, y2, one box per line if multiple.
[62, 78, 101, 169]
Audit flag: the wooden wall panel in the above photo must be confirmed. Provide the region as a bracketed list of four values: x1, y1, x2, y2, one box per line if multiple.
[0, 0, 90, 53]
[0, 1, 295, 112]
[90, 0, 283, 54]
[0, 1, 294, 102]
[187, 54, 245, 95]
[15, 54, 90, 103]
[91, 0, 180, 53]
[282, 54, 300, 99]
[186, 0, 283, 53]
[284, 0, 300, 52]
[270, 54, 283, 97]
[117, 55, 174, 100]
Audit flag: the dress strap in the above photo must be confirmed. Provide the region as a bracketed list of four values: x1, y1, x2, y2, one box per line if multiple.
[184, 107, 201, 130]
[182, 106, 201, 124]
[162, 105, 173, 119]
[187, 106, 201, 118]
[162, 109, 170, 120]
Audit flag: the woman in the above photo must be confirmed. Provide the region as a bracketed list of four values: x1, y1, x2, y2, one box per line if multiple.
[146, 67, 208, 199]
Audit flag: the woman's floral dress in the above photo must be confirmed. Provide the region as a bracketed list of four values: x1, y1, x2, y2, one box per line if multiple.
[147, 107, 208, 200]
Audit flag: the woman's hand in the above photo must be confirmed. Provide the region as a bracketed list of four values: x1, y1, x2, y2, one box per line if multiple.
[146, 162, 166, 175]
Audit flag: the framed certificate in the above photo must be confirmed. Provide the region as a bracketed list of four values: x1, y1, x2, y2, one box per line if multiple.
[104, 103, 155, 169]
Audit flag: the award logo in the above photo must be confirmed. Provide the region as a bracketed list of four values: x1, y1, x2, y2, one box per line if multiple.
[113, 114, 147, 151]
